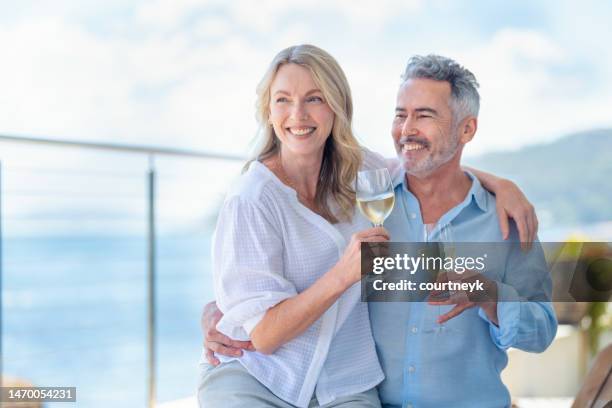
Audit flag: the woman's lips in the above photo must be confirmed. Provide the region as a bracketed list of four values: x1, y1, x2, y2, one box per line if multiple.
[287, 127, 316, 136]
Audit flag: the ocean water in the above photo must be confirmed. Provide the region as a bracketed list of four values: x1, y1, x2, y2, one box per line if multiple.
[3, 222, 611, 408]
[2, 235, 214, 407]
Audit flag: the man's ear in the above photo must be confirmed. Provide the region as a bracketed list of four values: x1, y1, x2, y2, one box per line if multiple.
[459, 116, 477, 144]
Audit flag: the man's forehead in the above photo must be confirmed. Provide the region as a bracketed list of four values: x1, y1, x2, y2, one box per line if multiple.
[396, 78, 451, 106]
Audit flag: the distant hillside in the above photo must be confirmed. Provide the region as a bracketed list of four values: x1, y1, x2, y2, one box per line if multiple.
[465, 129, 612, 225]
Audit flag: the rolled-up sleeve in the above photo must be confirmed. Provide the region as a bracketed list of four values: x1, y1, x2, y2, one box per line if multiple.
[478, 239, 558, 352]
[213, 196, 297, 341]
[479, 294, 557, 352]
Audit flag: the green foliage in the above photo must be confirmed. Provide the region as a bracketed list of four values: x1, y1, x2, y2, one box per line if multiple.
[467, 129, 612, 224]
[588, 302, 611, 355]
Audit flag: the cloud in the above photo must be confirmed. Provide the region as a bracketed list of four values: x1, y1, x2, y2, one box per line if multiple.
[449, 28, 612, 156]
[2, 2, 611, 157]
[2, 2, 612, 234]
[135, 0, 210, 29]
[193, 15, 233, 39]
[0, 13, 264, 153]
[135, 0, 422, 35]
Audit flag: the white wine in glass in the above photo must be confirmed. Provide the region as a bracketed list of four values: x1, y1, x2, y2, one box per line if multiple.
[357, 193, 395, 226]
[356, 168, 395, 227]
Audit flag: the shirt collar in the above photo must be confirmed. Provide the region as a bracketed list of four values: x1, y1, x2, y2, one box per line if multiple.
[464, 170, 489, 212]
[396, 168, 489, 218]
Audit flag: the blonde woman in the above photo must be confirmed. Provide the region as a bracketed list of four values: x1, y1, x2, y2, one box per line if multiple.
[198, 45, 538, 408]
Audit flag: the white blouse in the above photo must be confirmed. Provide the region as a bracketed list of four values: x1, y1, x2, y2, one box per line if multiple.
[210, 150, 394, 407]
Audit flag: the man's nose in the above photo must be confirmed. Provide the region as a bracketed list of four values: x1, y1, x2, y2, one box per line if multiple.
[401, 115, 417, 136]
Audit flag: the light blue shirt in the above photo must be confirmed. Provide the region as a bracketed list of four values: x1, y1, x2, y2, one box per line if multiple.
[369, 172, 558, 408]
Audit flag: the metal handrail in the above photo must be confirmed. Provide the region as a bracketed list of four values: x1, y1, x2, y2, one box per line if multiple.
[0, 133, 246, 161]
[0, 133, 245, 408]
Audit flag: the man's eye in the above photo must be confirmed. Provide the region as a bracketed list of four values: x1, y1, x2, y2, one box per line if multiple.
[395, 114, 406, 119]
[418, 114, 432, 119]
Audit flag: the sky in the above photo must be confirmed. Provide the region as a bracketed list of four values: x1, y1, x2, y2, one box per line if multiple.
[0, 0, 611, 235]
[1, 0, 611, 157]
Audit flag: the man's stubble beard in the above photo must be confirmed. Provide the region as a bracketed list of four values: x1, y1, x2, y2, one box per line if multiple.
[403, 125, 462, 178]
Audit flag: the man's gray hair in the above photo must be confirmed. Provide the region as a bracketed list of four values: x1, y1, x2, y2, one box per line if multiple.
[401, 55, 480, 122]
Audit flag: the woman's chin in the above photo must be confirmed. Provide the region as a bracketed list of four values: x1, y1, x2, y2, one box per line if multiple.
[282, 142, 327, 160]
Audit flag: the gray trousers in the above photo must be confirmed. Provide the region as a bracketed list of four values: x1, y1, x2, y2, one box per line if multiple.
[198, 360, 381, 408]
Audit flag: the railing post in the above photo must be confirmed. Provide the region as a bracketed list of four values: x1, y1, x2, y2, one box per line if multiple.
[0, 160, 3, 389]
[147, 155, 157, 408]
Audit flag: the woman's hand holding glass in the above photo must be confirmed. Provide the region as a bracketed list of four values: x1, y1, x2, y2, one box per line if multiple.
[333, 227, 390, 289]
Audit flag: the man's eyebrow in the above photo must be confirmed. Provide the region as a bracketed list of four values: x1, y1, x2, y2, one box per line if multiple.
[394, 107, 439, 115]
[415, 107, 438, 115]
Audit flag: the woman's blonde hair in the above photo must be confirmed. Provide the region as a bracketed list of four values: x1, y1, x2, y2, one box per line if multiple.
[246, 44, 362, 223]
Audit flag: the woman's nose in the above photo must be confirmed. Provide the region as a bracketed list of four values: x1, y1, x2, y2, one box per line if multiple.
[291, 102, 309, 121]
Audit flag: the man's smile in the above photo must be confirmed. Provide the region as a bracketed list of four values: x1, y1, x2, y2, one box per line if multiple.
[402, 142, 427, 152]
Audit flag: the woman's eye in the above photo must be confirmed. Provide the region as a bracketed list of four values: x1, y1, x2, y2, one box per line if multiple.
[307, 96, 323, 103]
[276, 97, 288, 103]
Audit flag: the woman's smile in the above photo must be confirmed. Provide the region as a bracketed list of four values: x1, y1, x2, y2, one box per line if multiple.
[286, 126, 317, 136]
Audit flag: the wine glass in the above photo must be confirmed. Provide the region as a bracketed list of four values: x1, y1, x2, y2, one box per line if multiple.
[423, 222, 457, 334]
[356, 168, 395, 227]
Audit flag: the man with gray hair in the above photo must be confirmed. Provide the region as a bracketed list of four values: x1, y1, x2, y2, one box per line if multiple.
[369, 54, 556, 407]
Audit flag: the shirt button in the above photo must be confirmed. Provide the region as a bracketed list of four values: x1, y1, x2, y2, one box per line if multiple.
[408, 365, 415, 373]
[411, 326, 418, 333]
